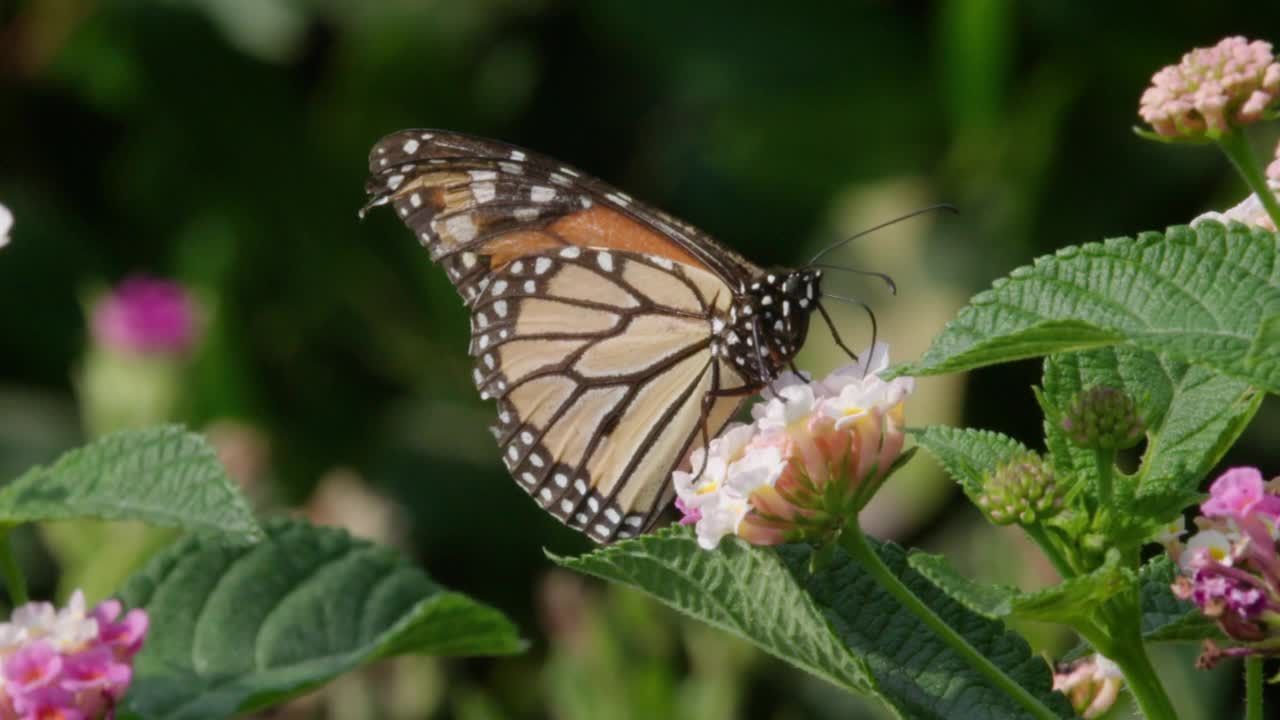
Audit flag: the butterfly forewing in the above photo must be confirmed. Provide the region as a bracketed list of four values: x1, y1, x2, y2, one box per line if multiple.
[364, 130, 764, 542]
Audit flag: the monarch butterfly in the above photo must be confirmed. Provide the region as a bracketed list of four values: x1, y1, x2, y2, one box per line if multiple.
[362, 130, 873, 543]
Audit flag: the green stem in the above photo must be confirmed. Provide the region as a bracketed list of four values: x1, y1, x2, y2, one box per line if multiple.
[838, 526, 1060, 720]
[1094, 450, 1114, 509]
[1217, 129, 1280, 230]
[1246, 656, 1263, 720]
[1023, 524, 1078, 579]
[1075, 609, 1172, 717]
[0, 528, 28, 606]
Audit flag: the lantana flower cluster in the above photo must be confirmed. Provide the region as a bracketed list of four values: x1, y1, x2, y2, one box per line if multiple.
[0, 591, 148, 719]
[673, 344, 913, 549]
[1170, 467, 1280, 666]
[1139, 36, 1280, 139]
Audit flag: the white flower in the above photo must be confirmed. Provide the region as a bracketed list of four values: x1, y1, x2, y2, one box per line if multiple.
[1191, 188, 1280, 232]
[755, 384, 819, 431]
[0, 203, 10, 248]
[1150, 516, 1187, 546]
[1181, 529, 1235, 571]
[673, 423, 753, 510]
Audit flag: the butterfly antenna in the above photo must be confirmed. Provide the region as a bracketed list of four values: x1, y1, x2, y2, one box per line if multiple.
[807, 264, 898, 295]
[818, 294, 877, 375]
[807, 203, 957, 265]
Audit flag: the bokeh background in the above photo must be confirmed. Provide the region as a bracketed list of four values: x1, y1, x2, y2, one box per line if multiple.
[3, 1, 1280, 718]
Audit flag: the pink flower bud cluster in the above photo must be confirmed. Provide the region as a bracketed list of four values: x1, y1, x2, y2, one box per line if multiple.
[1139, 36, 1280, 138]
[91, 275, 199, 357]
[1169, 467, 1280, 667]
[0, 591, 147, 719]
[673, 344, 913, 549]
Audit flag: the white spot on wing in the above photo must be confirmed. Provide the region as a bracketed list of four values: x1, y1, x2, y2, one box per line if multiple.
[515, 207, 539, 222]
[534, 257, 552, 274]
[474, 183, 496, 203]
[510, 150, 527, 161]
[530, 186, 556, 203]
[387, 174, 405, 190]
[402, 139, 420, 154]
[596, 252, 614, 272]
[559, 247, 581, 259]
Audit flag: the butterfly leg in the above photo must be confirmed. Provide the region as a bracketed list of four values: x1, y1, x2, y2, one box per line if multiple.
[815, 300, 867, 371]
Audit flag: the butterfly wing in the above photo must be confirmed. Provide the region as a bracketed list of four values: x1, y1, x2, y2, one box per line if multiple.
[364, 130, 754, 541]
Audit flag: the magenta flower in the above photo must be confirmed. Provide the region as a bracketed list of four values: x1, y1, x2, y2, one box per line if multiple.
[1139, 36, 1280, 139]
[91, 275, 199, 356]
[0, 591, 147, 718]
[3, 642, 61, 694]
[1173, 467, 1280, 666]
[1201, 467, 1280, 520]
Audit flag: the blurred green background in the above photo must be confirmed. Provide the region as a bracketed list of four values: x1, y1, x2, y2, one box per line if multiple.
[3, 1, 1280, 718]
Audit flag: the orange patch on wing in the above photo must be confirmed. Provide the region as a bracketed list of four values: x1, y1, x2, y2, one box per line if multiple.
[550, 207, 706, 271]
[480, 231, 566, 268]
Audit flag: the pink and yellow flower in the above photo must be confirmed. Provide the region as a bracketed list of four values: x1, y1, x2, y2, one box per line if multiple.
[673, 343, 913, 549]
[0, 591, 147, 719]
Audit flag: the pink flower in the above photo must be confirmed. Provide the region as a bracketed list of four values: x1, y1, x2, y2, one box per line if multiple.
[1174, 467, 1280, 665]
[60, 647, 131, 695]
[0, 591, 147, 718]
[1202, 467, 1280, 520]
[3, 642, 61, 694]
[674, 343, 912, 549]
[91, 275, 199, 356]
[1139, 37, 1280, 139]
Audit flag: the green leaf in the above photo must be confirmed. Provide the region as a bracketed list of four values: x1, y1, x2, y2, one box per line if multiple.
[903, 222, 1280, 394]
[118, 518, 525, 720]
[909, 549, 1128, 627]
[1010, 549, 1128, 623]
[1139, 555, 1219, 644]
[1041, 348, 1260, 508]
[553, 527, 1072, 719]
[907, 426, 1031, 496]
[907, 552, 1015, 619]
[0, 426, 259, 541]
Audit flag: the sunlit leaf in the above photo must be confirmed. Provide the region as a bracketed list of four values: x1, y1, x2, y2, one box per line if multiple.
[0, 426, 259, 541]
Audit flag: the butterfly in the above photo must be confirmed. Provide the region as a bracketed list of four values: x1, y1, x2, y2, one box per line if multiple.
[362, 130, 868, 543]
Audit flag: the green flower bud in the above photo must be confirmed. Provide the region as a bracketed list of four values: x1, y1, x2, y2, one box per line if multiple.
[976, 453, 1061, 526]
[1062, 386, 1144, 451]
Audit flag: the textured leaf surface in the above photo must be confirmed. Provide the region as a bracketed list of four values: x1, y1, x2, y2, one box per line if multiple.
[908, 426, 1031, 496]
[0, 426, 259, 541]
[1040, 349, 1258, 528]
[904, 222, 1280, 394]
[909, 549, 1127, 626]
[118, 519, 525, 720]
[554, 527, 1072, 719]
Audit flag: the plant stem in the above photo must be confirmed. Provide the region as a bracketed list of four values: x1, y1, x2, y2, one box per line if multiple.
[1106, 629, 1178, 720]
[1024, 524, 1077, 579]
[0, 528, 28, 606]
[1218, 129, 1280, 229]
[1246, 656, 1263, 720]
[838, 527, 1061, 720]
[1094, 450, 1114, 508]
